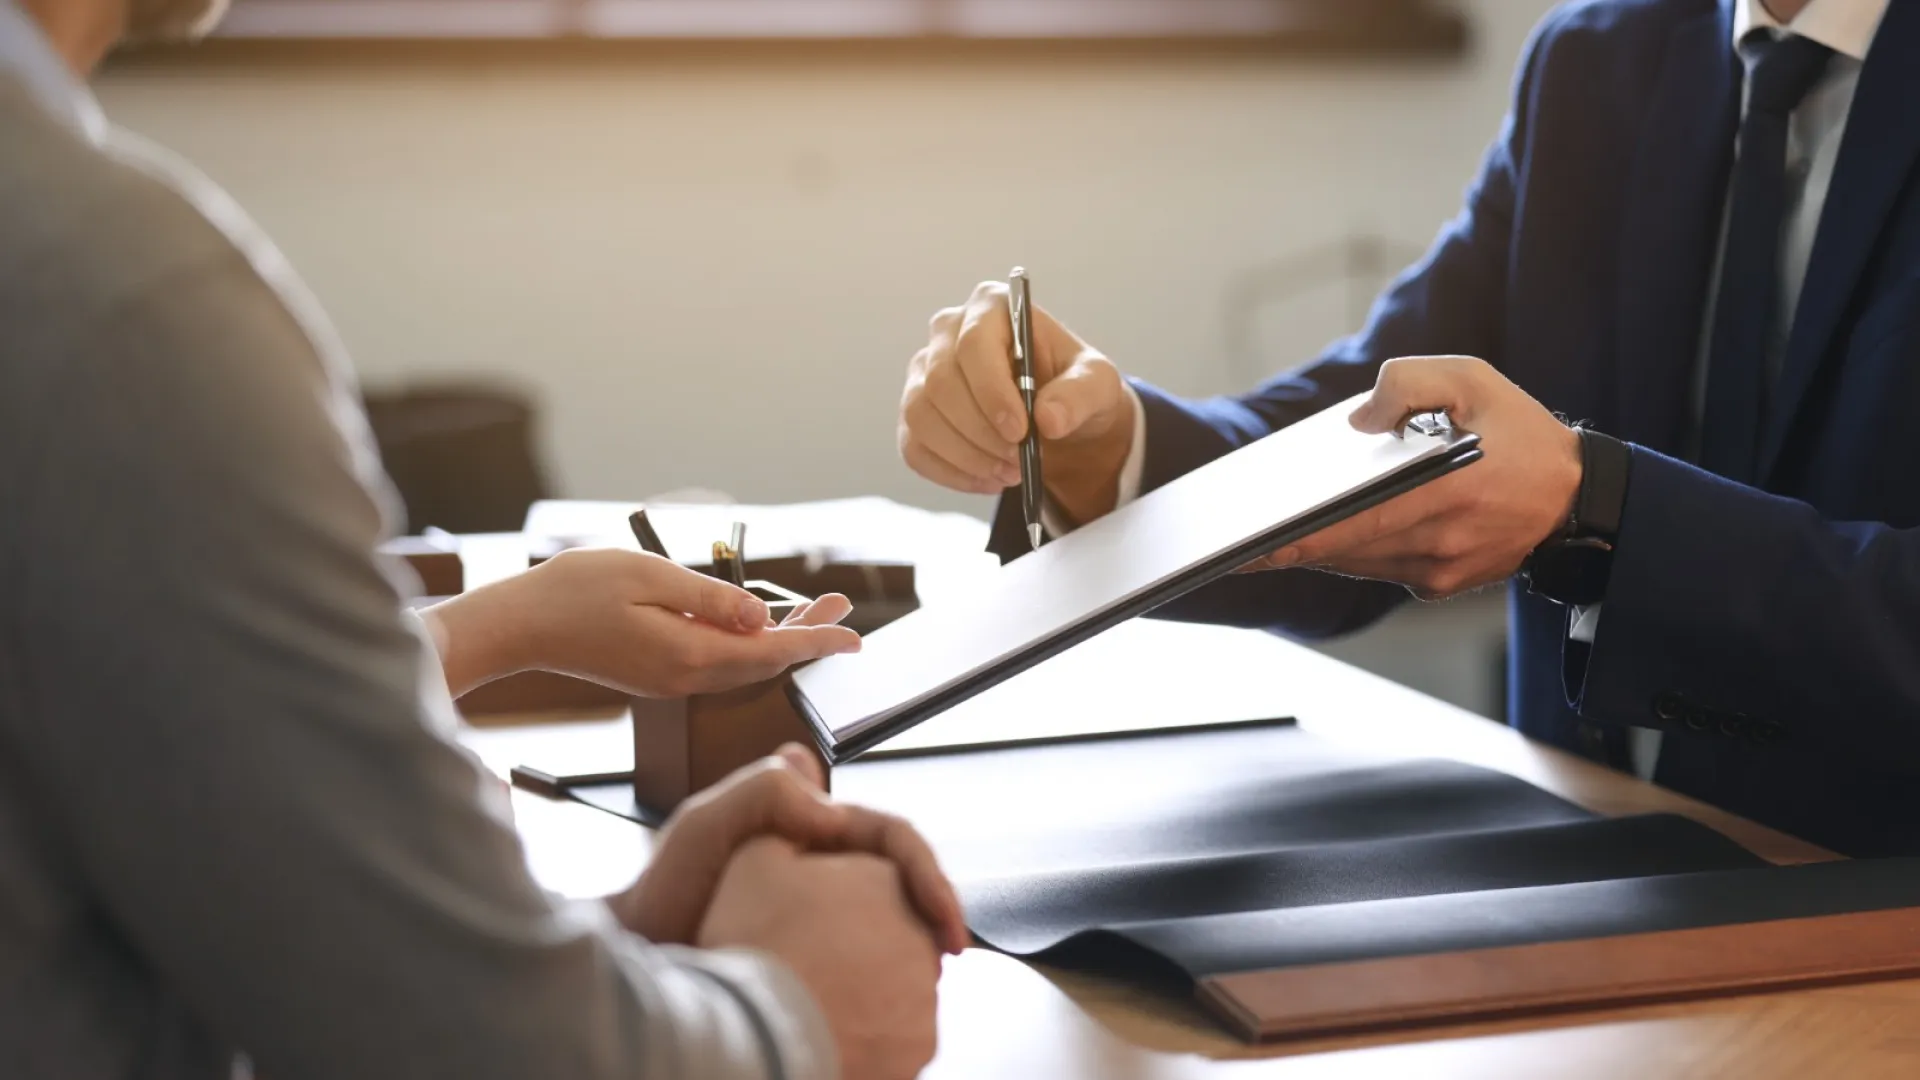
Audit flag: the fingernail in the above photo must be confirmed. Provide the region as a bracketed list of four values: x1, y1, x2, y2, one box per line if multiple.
[999, 465, 1022, 485]
[739, 596, 768, 628]
[1038, 403, 1066, 436]
[995, 409, 1020, 439]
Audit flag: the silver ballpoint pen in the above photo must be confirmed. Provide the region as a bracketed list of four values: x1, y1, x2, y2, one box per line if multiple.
[1010, 268, 1045, 551]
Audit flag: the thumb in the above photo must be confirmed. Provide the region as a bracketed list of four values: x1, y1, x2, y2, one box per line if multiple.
[1034, 354, 1122, 440]
[631, 553, 767, 632]
[1349, 355, 1482, 434]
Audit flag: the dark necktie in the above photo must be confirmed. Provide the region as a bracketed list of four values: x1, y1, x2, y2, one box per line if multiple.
[1699, 33, 1833, 484]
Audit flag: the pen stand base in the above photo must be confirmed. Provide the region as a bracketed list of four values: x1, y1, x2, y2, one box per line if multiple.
[630, 674, 827, 816]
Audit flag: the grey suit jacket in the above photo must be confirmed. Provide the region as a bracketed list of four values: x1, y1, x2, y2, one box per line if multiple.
[0, 67, 833, 1080]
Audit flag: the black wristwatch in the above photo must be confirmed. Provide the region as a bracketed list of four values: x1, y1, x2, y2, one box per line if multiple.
[1522, 427, 1631, 607]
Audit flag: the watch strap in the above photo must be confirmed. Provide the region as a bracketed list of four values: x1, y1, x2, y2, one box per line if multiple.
[1572, 427, 1631, 540]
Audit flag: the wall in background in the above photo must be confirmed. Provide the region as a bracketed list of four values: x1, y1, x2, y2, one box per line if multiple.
[95, 0, 1556, 716]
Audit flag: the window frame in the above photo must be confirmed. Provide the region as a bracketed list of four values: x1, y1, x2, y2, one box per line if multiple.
[202, 0, 1469, 54]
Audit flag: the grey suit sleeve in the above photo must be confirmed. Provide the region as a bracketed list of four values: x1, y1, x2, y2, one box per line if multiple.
[10, 257, 835, 1080]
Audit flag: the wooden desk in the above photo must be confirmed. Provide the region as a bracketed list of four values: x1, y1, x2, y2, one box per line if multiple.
[446, 515, 1917, 1077]
[459, 617, 1920, 1078]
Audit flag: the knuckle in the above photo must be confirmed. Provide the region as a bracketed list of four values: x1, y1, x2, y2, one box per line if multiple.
[1431, 525, 1474, 562]
[761, 773, 807, 811]
[675, 785, 719, 820]
[750, 758, 792, 787]
[928, 305, 962, 335]
[730, 771, 779, 807]
[1078, 351, 1118, 380]
[968, 279, 1009, 304]
[1425, 568, 1467, 598]
[902, 392, 935, 429]
[924, 355, 967, 395]
[879, 812, 920, 845]
[903, 348, 932, 387]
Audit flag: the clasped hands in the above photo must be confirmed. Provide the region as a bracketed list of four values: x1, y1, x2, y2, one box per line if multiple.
[619, 745, 967, 1080]
[901, 281, 1583, 600]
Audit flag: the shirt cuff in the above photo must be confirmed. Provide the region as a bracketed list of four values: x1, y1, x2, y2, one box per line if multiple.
[1568, 603, 1603, 644]
[1039, 382, 1148, 538]
[1113, 381, 1149, 507]
[569, 895, 836, 1080]
[650, 943, 840, 1080]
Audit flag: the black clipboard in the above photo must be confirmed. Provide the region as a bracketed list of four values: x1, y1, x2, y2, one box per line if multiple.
[789, 396, 1482, 763]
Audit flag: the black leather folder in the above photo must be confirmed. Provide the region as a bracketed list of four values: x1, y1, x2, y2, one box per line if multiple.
[788, 396, 1481, 762]
[566, 719, 1920, 1041]
[865, 722, 1920, 1041]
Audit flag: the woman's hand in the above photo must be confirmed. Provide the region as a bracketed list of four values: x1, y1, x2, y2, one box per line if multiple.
[421, 547, 861, 699]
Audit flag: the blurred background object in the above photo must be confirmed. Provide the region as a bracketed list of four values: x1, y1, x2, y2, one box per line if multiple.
[100, 0, 1541, 719]
[364, 384, 551, 533]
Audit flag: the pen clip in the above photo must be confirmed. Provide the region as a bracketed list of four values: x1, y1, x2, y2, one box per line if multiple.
[1008, 267, 1029, 366]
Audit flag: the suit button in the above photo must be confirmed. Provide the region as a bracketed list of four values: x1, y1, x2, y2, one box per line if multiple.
[1749, 719, 1787, 745]
[1718, 714, 1746, 739]
[1653, 693, 1687, 723]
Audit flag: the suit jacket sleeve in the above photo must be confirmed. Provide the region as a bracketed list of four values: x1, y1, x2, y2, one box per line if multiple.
[10, 250, 833, 1078]
[1572, 448, 1920, 766]
[991, 9, 1569, 640]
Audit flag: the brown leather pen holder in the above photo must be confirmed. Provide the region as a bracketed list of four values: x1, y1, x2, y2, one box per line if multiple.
[631, 685, 826, 813]
[630, 579, 829, 813]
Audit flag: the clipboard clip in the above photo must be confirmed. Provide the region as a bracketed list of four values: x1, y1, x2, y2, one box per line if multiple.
[1403, 410, 1454, 439]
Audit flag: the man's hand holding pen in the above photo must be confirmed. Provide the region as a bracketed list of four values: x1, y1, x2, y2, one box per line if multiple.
[899, 280, 1136, 527]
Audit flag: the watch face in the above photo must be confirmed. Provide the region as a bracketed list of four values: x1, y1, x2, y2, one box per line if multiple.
[1526, 538, 1614, 607]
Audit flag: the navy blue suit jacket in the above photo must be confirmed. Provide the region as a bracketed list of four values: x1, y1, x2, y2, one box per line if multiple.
[990, 0, 1920, 856]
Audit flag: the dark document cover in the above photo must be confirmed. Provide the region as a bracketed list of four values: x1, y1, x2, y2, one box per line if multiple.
[830, 723, 1920, 1042]
[565, 720, 1920, 1040]
[790, 395, 1480, 761]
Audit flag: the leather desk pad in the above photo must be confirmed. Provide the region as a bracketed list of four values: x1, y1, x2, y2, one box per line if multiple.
[846, 723, 1920, 1040]
[570, 720, 1920, 1039]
